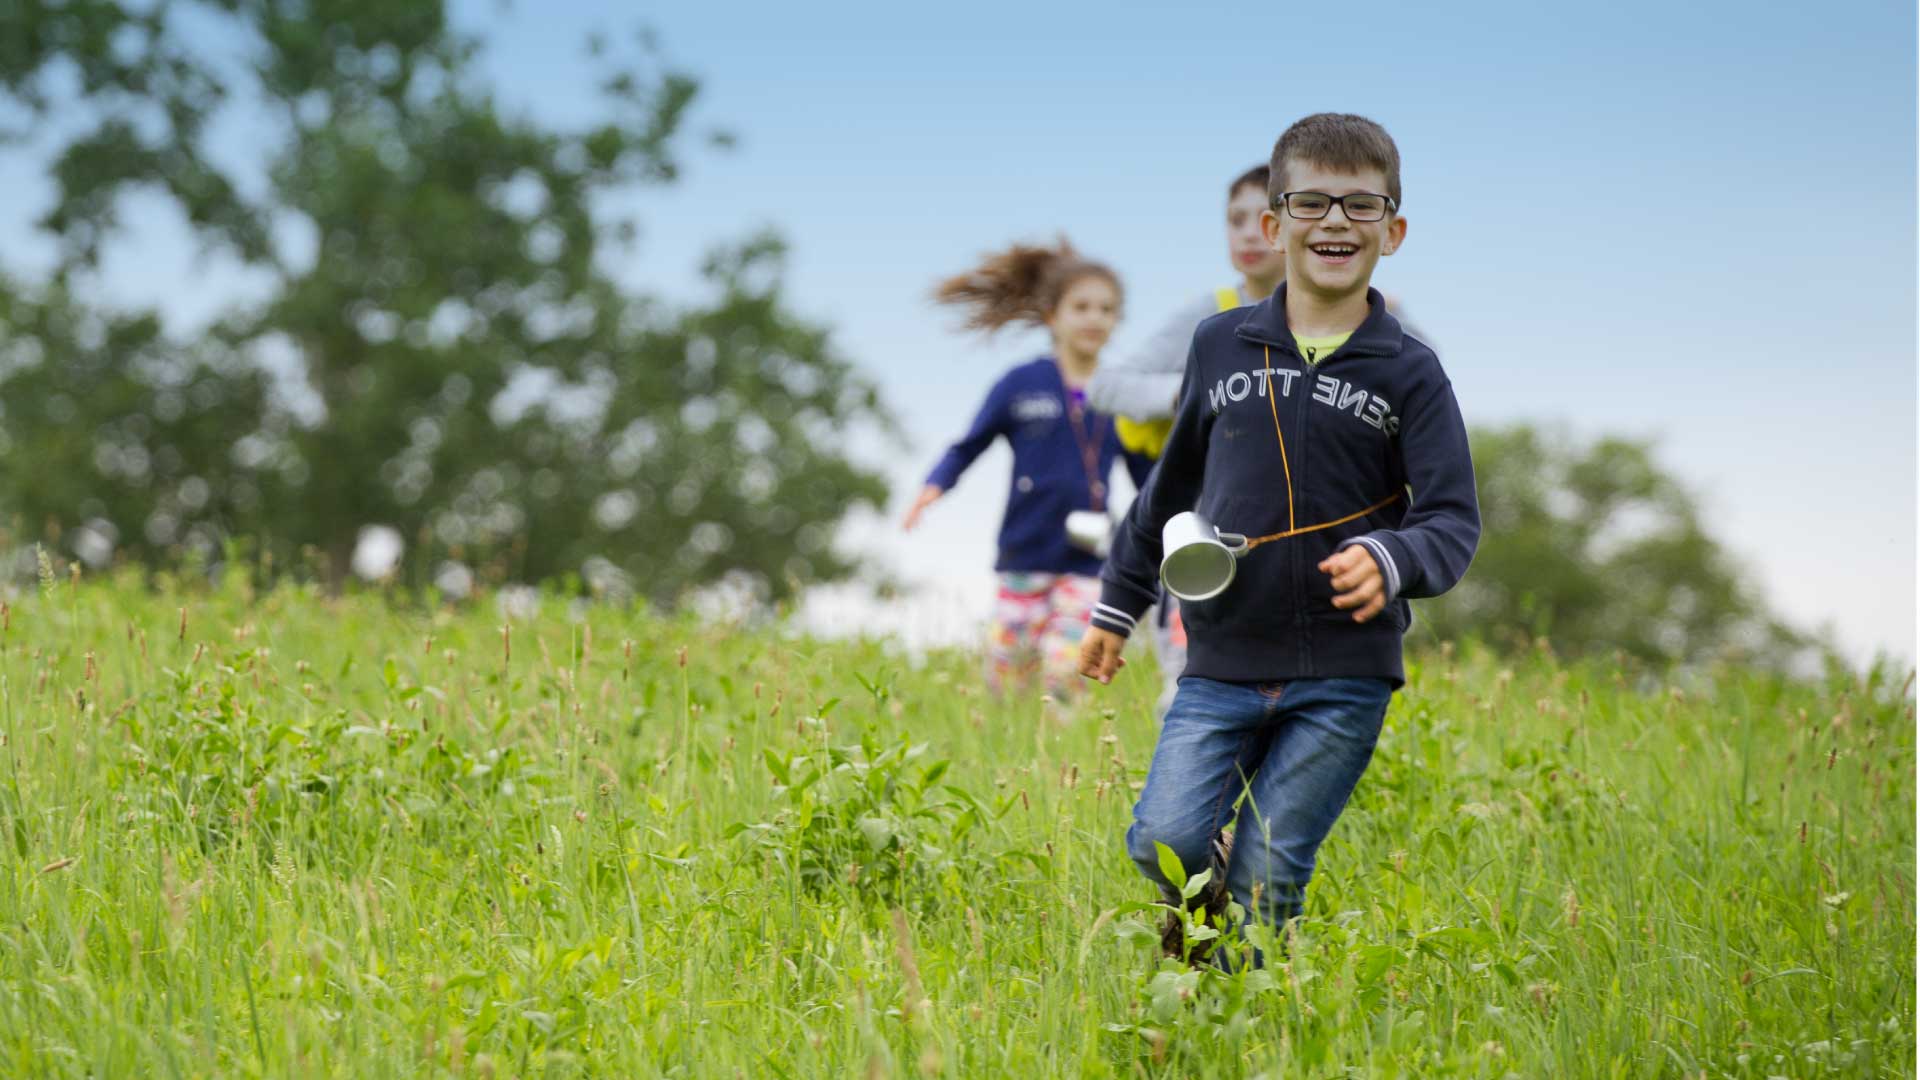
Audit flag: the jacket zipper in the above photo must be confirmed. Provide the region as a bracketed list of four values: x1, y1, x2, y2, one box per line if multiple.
[1252, 332, 1319, 676]
[1293, 355, 1314, 675]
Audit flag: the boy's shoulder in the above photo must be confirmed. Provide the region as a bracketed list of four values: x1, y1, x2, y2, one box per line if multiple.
[1394, 326, 1445, 374]
[1389, 327, 1461, 402]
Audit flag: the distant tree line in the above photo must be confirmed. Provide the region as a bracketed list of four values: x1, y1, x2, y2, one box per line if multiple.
[1420, 424, 1814, 670]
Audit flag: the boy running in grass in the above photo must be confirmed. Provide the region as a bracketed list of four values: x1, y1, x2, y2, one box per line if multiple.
[1087, 164, 1285, 716]
[1079, 114, 1479, 965]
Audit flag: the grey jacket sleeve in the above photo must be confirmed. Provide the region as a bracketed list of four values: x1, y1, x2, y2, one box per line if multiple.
[1093, 333, 1214, 635]
[1388, 301, 1438, 355]
[1085, 293, 1218, 421]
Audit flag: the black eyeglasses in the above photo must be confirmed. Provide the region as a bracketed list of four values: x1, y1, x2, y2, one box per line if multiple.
[1274, 191, 1398, 222]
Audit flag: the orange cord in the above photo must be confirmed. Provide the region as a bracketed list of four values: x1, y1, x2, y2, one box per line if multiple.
[1242, 491, 1404, 550]
[1243, 344, 1402, 550]
[1264, 346, 1296, 533]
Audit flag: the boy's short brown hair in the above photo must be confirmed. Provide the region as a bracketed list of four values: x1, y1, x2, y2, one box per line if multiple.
[1267, 113, 1402, 208]
[1227, 164, 1269, 202]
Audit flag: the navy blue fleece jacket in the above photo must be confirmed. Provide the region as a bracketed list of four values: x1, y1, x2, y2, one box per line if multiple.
[926, 357, 1141, 577]
[1091, 287, 1479, 687]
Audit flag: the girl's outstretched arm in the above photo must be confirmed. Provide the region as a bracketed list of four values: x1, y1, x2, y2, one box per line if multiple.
[911, 373, 1013, 531]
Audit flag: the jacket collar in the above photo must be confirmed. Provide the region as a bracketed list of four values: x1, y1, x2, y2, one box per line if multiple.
[1234, 283, 1403, 360]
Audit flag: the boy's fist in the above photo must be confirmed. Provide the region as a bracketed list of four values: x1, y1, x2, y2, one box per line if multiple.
[1078, 627, 1127, 684]
[1319, 545, 1387, 623]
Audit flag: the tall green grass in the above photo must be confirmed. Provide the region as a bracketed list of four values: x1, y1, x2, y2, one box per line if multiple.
[0, 570, 1910, 1077]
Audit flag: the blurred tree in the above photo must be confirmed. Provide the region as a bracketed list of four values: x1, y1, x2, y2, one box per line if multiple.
[0, 0, 889, 603]
[1416, 424, 1811, 669]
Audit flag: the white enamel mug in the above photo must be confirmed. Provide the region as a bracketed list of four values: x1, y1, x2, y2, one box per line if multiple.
[1064, 509, 1114, 557]
[1160, 511, 1251, 601]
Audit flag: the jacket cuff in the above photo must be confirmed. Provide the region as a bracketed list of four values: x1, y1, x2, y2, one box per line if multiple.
[1338, 533, 1406, 603]
[923, 460, 959, 491]
[1092, 580, 1155, 638]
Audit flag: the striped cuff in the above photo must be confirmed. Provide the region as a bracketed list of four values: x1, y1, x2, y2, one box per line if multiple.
[1340, 535, 1402, 603]
[1091, 602, 1139, 637]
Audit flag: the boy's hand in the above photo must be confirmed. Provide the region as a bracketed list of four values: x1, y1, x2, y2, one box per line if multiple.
[1078, 627, 1128, 684]
[1319, 546, 1387, 623]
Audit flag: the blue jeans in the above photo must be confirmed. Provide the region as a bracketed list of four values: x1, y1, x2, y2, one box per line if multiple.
[1126, 675, 1392, 953]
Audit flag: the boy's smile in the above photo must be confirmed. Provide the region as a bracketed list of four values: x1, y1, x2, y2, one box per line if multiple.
[1261, 161, 1406, 305]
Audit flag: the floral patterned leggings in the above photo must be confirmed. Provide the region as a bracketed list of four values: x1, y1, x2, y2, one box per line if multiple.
[987, 571, 1099, 700]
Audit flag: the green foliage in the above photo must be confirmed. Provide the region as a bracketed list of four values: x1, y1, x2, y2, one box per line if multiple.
[732, 726, 996, 908]
[1422, 424, 1811, 668]
[0, 579, 1908, 1076]
[0, 1, 890, 601]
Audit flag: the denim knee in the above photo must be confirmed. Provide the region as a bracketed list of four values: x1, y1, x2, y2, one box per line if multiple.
[1125, 814, 1216, 888]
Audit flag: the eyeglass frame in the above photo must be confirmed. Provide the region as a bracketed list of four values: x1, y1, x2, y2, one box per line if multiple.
[1271, 191, 1399, 222]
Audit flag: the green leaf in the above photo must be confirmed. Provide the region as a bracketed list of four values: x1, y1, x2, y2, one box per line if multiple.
[1180, 867, 1212, 901]
[998, 850, 1051, 874]
[1417, 925, 1489, 954]
[1356, 944, 1398, 985]
[1154, 841, 1187, 891]
[856, 816, 893, 853]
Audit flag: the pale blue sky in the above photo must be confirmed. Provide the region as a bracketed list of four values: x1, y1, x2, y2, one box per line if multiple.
[1, 0, 1912, 661]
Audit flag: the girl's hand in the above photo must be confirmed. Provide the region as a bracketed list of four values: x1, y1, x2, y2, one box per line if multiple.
[1319, 545, 1386, 623]
[1078, 627, 1127, 684]
[901, 484, 943, 532]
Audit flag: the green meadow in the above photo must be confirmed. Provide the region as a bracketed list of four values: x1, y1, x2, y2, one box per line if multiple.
[0, 574, 1911, 1078]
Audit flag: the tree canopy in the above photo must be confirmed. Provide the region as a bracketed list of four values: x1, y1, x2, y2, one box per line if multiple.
[0, 0, 891, 604]
[1417, 424, 1812, 669]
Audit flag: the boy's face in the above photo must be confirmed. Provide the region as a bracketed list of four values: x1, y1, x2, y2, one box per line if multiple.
[1047, 274, 1120, 357]
[1261, 159, 1406, 303]
[1227, 183, 1286, 283]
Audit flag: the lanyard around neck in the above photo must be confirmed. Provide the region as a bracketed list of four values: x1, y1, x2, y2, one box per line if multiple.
[1060, 376, 1106, 512]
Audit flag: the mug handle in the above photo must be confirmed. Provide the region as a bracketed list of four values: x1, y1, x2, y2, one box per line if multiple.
[1217, 532, 1251, 557]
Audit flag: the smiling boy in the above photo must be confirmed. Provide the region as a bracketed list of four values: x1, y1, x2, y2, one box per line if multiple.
[1079, 114, 1479, 965]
